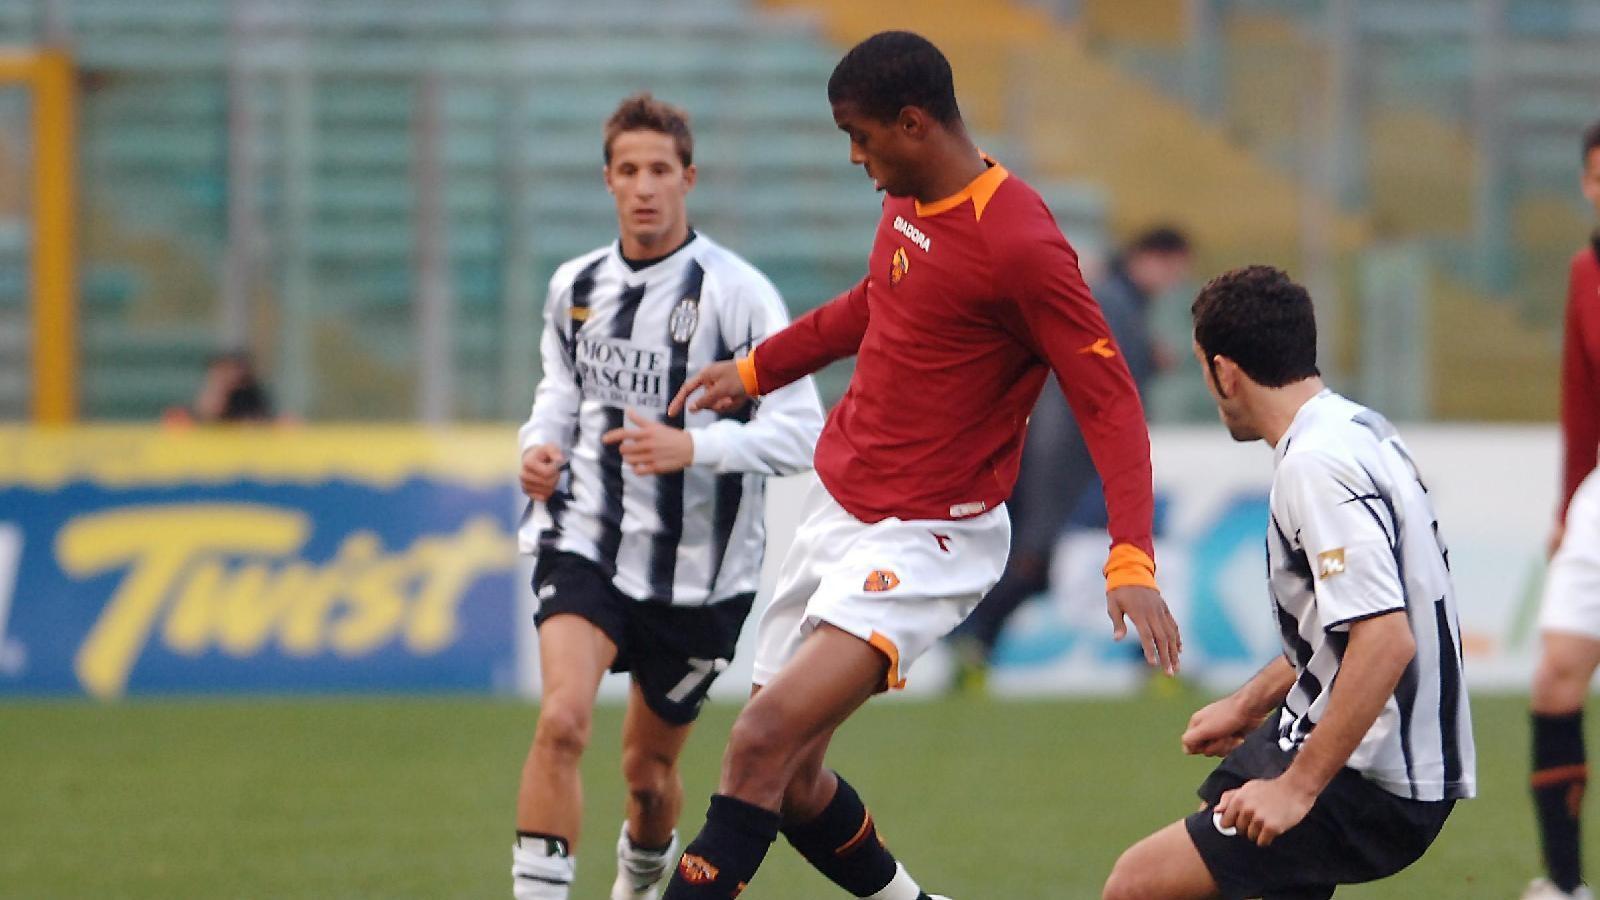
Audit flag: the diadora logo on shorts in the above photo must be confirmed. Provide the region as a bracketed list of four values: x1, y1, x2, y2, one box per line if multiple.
[1318, 548, 1347, 580]
[864, 570, 901, 592]
[678, 853, 719, 885]
[892, 215, 931, 252]
[889, 247, 910, 286]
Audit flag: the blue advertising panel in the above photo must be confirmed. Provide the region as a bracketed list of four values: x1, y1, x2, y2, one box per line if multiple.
[0, 427, 523, 699]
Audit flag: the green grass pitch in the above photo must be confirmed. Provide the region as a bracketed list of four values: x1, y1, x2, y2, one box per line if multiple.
[0, 691, 1560, 897]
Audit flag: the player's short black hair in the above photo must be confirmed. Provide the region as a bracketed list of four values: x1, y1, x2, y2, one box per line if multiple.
[1126, 226, 1192, 257]
[604, 92, 693, 167]
[826, 31, 961, 125]
[1191, 265, 1320, 388]
[1584, 119, 1600, 163]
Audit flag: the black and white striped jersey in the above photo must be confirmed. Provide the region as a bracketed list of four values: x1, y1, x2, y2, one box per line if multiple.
[517, 232, 825, 606]
[1266, 390, 1476, 802]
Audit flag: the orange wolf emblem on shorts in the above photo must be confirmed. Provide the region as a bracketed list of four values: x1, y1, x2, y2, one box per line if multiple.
[863, 570, 900, 592]
[677, 853, 719, 885]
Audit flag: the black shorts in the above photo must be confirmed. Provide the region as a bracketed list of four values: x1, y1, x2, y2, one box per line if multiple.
[1184, 719, 1455, 900]
[532, 552, 753, 726]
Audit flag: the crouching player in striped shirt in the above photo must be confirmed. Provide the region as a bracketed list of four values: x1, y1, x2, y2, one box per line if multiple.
[1104, 266, 1476, 899]
[510, 93, 825, 900]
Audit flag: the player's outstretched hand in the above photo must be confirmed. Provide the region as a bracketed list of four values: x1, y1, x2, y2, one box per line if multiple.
[520, 443, 565, 501]
[1107, 585, 1182, 676]
[1182, 695, 1257, 757]
[669, 360, 751, 416]
[602, 409, 694, 477]
[1214, 776, 1316, 847]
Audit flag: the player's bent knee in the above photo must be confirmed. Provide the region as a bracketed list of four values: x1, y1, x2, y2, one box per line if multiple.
[1103, 833, 1189, 900]
[723, 704, 798, 781]
[625, 777, 675, 814]
[1101, 872, 1139, 900]
[621, 748, 678, 808]
[533, 702, 593, 761]
[1534, 653, 1596, 711]
[1102, 851, 1146, 900]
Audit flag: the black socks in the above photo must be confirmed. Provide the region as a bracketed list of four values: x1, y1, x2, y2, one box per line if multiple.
[1533, 711, 1588, 893]
[661, 795, 780, 899]
[782, 774, 901, 897]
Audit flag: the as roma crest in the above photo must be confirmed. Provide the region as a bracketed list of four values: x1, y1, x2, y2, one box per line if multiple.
[678, 854, 719, 885]
[889, 247, 910, 286]
[863, 570, 900, 592]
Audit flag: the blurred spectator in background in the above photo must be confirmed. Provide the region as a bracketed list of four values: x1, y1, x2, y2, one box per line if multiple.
[946, 225, 1192, 692]
[163, 350, 275, 425]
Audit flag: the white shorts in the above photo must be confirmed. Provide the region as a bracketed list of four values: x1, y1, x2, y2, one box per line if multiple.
[751, 480, 1010, 690]
[1541, 469, 1600, 639]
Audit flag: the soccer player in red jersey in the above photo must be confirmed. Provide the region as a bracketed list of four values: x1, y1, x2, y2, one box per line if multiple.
[1524, 120, 1600, 900]
[657, 32, 1180, 900]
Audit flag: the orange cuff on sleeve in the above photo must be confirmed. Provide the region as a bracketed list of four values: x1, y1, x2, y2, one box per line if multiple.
[1104, 543, 1158, 591]
[736, 352, 762, 398]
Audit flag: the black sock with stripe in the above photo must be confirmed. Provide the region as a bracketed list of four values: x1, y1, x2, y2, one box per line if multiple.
[662, 794, 779, 899]
[1533, 710, 1587, 893]
[782, 774, 905, 897]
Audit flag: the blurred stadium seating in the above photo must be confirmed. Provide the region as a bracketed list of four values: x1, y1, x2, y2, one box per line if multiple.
[782, 0, 1600, 419]
[0, 0, 1592, 422]
[0, 0, 837, 417]
[0, 0, 1107, 419]
[1081, 0, 1600, 345]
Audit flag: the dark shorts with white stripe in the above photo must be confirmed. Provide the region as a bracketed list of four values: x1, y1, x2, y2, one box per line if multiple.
[1184, 719, 1455, 900]
[533, 551, 754, 726]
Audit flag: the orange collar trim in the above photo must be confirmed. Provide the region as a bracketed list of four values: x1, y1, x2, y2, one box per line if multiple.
[914, 157, 1009, 221]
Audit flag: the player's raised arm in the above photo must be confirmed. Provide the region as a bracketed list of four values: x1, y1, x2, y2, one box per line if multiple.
[668, 359, 752, 416]
[674, 274, 871, 417]
[684, 278, 825, 476]
[1000, 229, 1178, 673]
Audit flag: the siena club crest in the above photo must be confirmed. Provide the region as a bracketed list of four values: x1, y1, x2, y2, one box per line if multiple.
[668, 297, 699, 344]
[889, 247, 910, 286]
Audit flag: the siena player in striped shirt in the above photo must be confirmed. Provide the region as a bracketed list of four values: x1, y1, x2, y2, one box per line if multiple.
[1105, 266, 1476, 900]
[510, 94, 824, 900]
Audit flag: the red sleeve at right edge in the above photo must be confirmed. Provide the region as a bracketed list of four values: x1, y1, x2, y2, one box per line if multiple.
[750, 276, 870, 395]
[1560, 254, 1599, 521]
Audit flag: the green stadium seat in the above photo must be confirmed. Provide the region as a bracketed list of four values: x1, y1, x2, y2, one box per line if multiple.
[0, 0, 1111, 418]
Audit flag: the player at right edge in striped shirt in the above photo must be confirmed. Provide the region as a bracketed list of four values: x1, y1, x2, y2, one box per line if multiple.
[1105, 266, 1476, 900]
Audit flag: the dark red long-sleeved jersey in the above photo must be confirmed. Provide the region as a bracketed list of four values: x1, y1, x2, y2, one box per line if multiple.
[1559, 237, 1600, 521]
[740, 161, 1156, 565]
